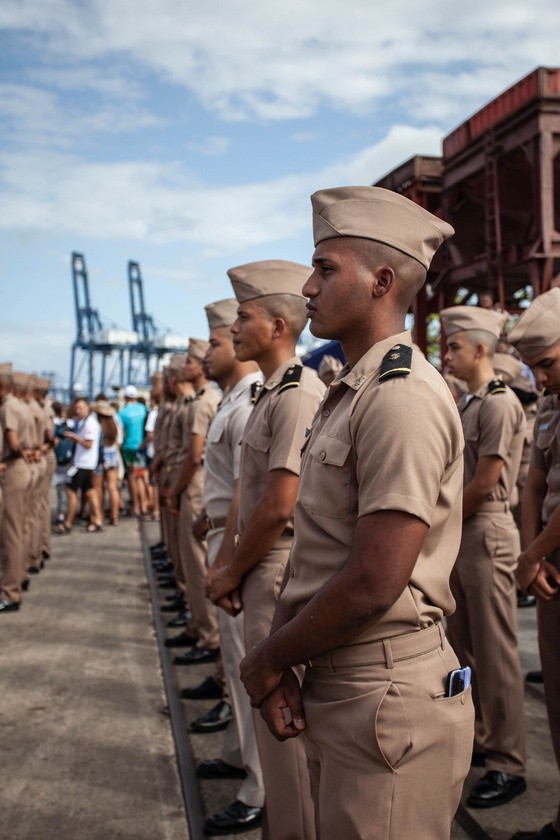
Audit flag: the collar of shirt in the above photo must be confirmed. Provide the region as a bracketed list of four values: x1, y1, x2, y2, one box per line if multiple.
[460, 378, 496, 411]
[261, 356, 300, 392]
[220, 371, 263, 408]
[334, 330, 412, 393]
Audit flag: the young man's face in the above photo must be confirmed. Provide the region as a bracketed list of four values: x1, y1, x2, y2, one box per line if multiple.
[74, 399, 89, 419]
[204, 328, 236, 381]
[443, 332, 479, 382]
[527, 344, 560, 393]
[230, 301, 275, 363]
[304, 238, 377, 342]
[182, 354, 203, 382]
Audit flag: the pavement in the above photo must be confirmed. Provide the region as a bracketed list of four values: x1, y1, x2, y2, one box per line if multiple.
[1, 510, 558, 840]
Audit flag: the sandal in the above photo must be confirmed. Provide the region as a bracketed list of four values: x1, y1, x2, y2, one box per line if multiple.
[86, 523, 104, 533]
[54, 523, 71, 534]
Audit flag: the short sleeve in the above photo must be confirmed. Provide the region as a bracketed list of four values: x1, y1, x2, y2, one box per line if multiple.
[83, 415, 99, 442]
[354, 379, 462, 527]
[2, 400, 20, 433]
[268, 386, 322, 476]
[477, 396, 523, 460]
[191, 398, 217, 438]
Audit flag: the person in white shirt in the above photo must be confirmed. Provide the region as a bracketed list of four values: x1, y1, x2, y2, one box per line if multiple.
[55, 397, 103, 533]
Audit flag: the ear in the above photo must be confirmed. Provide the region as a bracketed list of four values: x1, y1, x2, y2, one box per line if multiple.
[371, 266, 394, 298]
[272, 318, 287, 338]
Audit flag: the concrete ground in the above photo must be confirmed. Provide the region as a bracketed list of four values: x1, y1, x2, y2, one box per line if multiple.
[2, 510, 558, 840]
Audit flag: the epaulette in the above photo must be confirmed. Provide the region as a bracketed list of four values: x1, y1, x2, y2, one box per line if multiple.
[250, 381, 262, 404]
[278, 365, 302, 394]
[194, 387, 206, 399]
[378, 344, 412, 383]
[487, 379, 507, 396]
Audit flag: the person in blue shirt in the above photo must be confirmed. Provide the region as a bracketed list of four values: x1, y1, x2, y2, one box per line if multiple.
[119, 385, 149, 517]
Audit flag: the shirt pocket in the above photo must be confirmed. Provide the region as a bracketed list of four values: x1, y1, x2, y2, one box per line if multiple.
[207, 419, 225, 444]
[243, 427, 271, 454]
[300, 433, 352, 518]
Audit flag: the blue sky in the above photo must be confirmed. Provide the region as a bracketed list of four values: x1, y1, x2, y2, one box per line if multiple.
[0, 0, 558, 389]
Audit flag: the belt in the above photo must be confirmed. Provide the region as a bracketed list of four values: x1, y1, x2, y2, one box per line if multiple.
[307, 623, 445, 670]
[207, 516, 228, 531]
[478, 501, 510, 513]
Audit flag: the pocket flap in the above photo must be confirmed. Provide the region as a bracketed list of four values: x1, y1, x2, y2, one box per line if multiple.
[310, 435, 351, 467]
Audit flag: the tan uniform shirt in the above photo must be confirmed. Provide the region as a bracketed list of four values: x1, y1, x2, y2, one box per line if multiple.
[530, 394, 560, 526]
[166, 394, 195, 476]
[153, 400, 169, 456]
[203, 373, 262, 521]
[237, 357, 325, 536]
[181, 385, 220, 492]
[281, 331, 465, 642]
[28, 398, 46, 449]
[460, 381, 526, 504]
[1, 394, 32, 456]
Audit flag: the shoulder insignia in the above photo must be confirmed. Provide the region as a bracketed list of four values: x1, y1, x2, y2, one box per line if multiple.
[378, 344, 412, 382]
[278, 365, 303, 394]
[250, 381, 262, 404]
[487, 379, 507, 396]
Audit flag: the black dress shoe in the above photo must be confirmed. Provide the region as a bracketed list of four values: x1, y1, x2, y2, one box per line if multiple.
[175, 647, 220, 666]
[511, 824, 560, 839]
[197, 759, 247, 779]
[204, 800, 263, 836]
[21, 579, 30, 592]
[150, 541, 166, 552]
[28, 564, 41, 574]
[467, 771, 526, 808]
[42, 550, 50, 561]
[517, 593, 537, 608]
[158, 577, 177, 590]
[526, 670, 543, 684]
[165, 631, 199, 648]
[153, 561, 173, 573]
[165, 590, 182, 601]
[167, 613, 187, 628]
[0, 599, 20, 613]
[161, 599, 185, 613]
[181, 676, 223, 700]
[190, 701, 232, 733]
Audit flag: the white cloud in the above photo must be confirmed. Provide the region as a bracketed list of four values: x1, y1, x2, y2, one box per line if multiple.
[185, 136, 231, 156]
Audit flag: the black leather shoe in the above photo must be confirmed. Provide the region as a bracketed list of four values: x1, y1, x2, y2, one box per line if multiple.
[197, 759, 247, 779]
[511, 824, 560, 839]
[467, 771, 526, 808]
[181, 676, 223, 700]
[164, 590, 182, 601]
[526, 670, 543, 684]
[150, 541, 166, 552]
[517, 593, 537, 608]
[204, 800, 263, 836]
[161, 599, 185, 613]
[153, 561, 173, 573]
[165, 631, 199, 648]
[21, 579, 30, 592]
[28, 564, 41, 574]
[158, 577, 177, 589]
[191, 701, 232, 733]
[175, 647, 220, 665]
[0, 599, 20, 613]
[167, 613, 187, 628]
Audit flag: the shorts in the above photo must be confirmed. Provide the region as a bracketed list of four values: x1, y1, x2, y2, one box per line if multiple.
[103, 449, 119, 471]
[68, 467, 93, 493]
[122, 449, 147, 471]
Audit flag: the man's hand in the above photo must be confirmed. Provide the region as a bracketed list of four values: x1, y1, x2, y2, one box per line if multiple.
[206, 563, 242, 604]
[193, 510, 209, 542]
[240, 643, 283, 708]
[258, 669, 306, 741]
[21, 448, 35, 464]
[517, 549, 560, 601]
[215, 589, 243, 617]
[168, 488, 180, 516]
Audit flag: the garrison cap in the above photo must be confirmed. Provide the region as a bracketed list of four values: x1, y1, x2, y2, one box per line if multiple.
[167, 353, 186, 372]
[205, 298, 239, 331]
[508, 288, 560, 361]
[440, 305, 507, 339]
[0, 362, 13, 372]
[228, 260, 310, 302]
[12, 371, 30, 389]
[188, 338, 210, 361]
[492, 352, 523, 384]
[318, 354, 343, 379]
[34, 376, 51, 391]
[311, 186, 454, 270]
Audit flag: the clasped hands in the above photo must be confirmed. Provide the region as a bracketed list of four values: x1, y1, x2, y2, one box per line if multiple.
[517, 547, 560, 601]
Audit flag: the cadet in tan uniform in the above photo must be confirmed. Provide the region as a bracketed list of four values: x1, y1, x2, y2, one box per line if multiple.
[169, 339, 221, 660]
[194, 298, 264, 836]
[0, 371, 34, 611]
[207, 261, 324, 840]
[34, 377, 56, 562]
[238, 188, 474, 840]
[508, 288, 560, 840]
[441, 306, 527, 807]
[26, 376, 48, 572]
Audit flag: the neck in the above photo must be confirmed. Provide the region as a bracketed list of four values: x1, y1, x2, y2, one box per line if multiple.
[466, 358, 495, 393]
[340, 313, 406, 368]
[192, 373, 208, 391]
[257, 344, 296, 381]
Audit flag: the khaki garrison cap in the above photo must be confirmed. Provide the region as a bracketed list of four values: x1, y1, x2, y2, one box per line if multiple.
[318, 355, 343, 378]
[508, 288, 560, 361]
[493, 352, 523, 384]
[188, 338, 210, 360]
[311, 186, 454, 270]
[0, 362, 12, 372]
[440, 305, 508, 338]
[34, 376, 51, 391]
[167, 353, 186, 371]
[228, 260, 310, 302]
[205, 298, 239, 330]
[12, 371, 30, 389]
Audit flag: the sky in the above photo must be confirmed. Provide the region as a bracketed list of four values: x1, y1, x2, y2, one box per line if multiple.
[0, 0, 558, 390]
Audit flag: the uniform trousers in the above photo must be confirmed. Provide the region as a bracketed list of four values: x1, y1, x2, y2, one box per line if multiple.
[40, 450, 56, 555]
[303, 624, 474, 840]
[446, 507, 526, 775]
[178, 484, 219, 650]
[243, 545, 315, 840]
[166, 468, 188, 600]
[0, 460, 32, 603]
[207, 529, 264, 808]
[538, 594, 560, 829]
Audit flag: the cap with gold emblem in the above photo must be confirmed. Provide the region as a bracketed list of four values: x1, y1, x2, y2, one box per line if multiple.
[508, 288, 560, 361]
[311, 186, 454, 270]
[440, 305, 508, 339]
[492, 352, 523, 384]
[228, 260, 310, 303]
[205, 298, 239, 331]
[188, 338, 210, 360]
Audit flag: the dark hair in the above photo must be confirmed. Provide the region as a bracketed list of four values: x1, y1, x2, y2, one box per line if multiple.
[98, 415, 118, 446]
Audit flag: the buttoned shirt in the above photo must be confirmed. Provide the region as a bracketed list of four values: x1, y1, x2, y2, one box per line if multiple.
[281, 330, 465, 642]
[0, 394, 29, 458]
[167, 386, 220, 483]
[237, 357, 325, 536]
[530, 394, 560, 526]
[203, 372, 262, 521]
